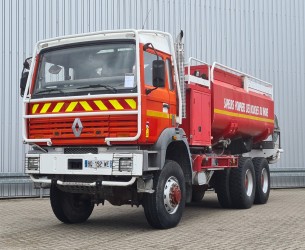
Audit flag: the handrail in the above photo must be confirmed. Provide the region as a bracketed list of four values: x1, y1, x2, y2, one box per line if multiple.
[186, 57, 210, 88]
[211, 62, 273, 99]
[24, 93, 138, 103]
[24, 110, 138, 119]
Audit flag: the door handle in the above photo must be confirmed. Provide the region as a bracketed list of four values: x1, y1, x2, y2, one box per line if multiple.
[163, 103, 170, 109]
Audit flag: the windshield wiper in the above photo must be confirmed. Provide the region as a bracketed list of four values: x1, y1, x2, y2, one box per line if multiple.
[34, 88, 65, 94]
[77, 84, 118, 93]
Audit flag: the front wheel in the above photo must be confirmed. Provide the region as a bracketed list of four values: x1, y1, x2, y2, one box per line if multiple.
[50, 183, 94, 224]
[143, 160, 186, 229]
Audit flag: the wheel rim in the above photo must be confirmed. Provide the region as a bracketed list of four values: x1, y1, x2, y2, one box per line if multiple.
[244, 169, 254, 197]
[163, 176, 181, 214]
[261, 168, 269, 193]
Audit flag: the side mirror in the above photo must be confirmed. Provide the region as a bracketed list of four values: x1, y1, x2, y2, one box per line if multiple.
[20, 57, 32, 97]
[23, 57, 32, 70]
[20, 72, 29, 97]
[152, 60, 165, 88]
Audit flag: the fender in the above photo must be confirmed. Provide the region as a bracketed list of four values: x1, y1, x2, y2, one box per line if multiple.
[148, 127, 193, 203]
[149, 128, 192, 170]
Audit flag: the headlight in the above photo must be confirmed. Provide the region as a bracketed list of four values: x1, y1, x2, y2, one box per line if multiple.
[27, 157, 40, 171]
[119, 157, 133, 172]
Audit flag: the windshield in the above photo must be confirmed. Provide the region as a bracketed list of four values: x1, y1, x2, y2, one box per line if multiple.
[32, 41, 136, 98]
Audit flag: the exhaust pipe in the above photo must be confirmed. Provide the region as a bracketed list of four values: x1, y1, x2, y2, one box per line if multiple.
[175, 30, 186, 118]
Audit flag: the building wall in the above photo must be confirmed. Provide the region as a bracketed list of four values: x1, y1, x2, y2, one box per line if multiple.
[1, 0, 304, 197]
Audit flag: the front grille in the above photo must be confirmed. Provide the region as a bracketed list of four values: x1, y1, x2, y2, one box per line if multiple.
[28, 115, 137, 145]
[64, 147, 98, 154]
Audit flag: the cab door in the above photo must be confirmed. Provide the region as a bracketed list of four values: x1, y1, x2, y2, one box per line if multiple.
[142, 50, 170, 143]
[165, 57, 177, 128]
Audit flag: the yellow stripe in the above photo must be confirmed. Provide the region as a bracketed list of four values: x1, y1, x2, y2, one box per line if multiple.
[65, 102, 78, 112]
[32, 104, 39, 114]
[40, 103, 51, 114]
[125, 99, 136, 109]
[94, 100, 108, 111]
[214, 109, 274, 123]
[109, 99, 124, 110]
[147, 110, 170, 119]
[79, 101, 93, 111]
[52, 102, 64, 113]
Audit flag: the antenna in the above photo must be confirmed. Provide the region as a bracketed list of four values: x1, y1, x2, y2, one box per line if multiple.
[142, 8, 152, 29]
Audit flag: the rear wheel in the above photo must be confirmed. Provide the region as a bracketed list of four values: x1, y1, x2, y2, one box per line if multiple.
[50, 183, 94, 224]
[229, 157, 256, 209]
[253, 157, 270, 204]
[215, 169, 233, 208]
[143, 160, 186, 229]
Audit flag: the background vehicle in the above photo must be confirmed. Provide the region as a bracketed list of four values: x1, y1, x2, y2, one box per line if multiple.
[21, 30, 282, 229]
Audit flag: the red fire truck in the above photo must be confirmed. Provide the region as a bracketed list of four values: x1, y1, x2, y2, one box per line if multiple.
[21, 30, 282, 229]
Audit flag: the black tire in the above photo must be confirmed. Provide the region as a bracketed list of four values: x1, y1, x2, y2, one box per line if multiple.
[253, 157, 270, 204]
[143, 160, 186, 229]
[50, 183, 94, 224]
[191, 185, 205, 202]
[50, 183, 70, 223]
[229, 157, 256, 209]
[214, 169, 233, 208]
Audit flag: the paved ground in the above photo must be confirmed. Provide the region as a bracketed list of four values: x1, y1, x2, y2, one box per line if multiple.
[1, 189, 305, 250]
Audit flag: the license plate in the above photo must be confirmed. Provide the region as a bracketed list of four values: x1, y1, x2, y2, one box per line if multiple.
[84, 160, 112, 169]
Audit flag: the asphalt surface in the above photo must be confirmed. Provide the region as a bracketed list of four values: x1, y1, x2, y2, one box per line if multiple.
[1, 189, 305, 250]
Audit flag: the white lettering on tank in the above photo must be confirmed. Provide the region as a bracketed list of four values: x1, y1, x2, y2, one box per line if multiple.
[224, 98, 234, 110]
[223, 98, 269, 117]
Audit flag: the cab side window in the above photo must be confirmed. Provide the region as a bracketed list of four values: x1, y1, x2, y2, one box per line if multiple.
[144, 51, 156, 86]
[166, 59, 174, 90]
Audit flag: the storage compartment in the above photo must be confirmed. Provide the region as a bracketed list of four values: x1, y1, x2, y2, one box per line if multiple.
[181, 84, 211, 146]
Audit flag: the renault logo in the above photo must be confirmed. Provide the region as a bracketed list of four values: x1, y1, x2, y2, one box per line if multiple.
[72, 118, 83, 137]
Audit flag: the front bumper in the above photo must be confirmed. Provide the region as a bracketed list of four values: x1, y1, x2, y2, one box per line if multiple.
[25, 152, 143, 186]
[29, 175, 138, 187]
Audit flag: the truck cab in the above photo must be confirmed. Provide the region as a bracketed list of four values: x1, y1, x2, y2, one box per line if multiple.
[22, 30, 192, 228]
[21, 30, 182, 146]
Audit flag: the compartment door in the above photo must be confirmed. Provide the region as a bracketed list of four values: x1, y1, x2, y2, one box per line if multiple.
[190, 90, 211, 146]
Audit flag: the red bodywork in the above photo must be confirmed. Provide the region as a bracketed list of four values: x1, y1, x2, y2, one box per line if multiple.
[181, 65, 274, 146]
[192, 154, 238, 171]
[27, 43, 177, 146]
[27, 44, 273, 148]
[182, 84, 211, 146]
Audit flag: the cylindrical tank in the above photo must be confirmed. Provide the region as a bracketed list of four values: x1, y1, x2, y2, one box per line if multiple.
[211, 69, 274, 144]
[182, 65, 274, 147]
